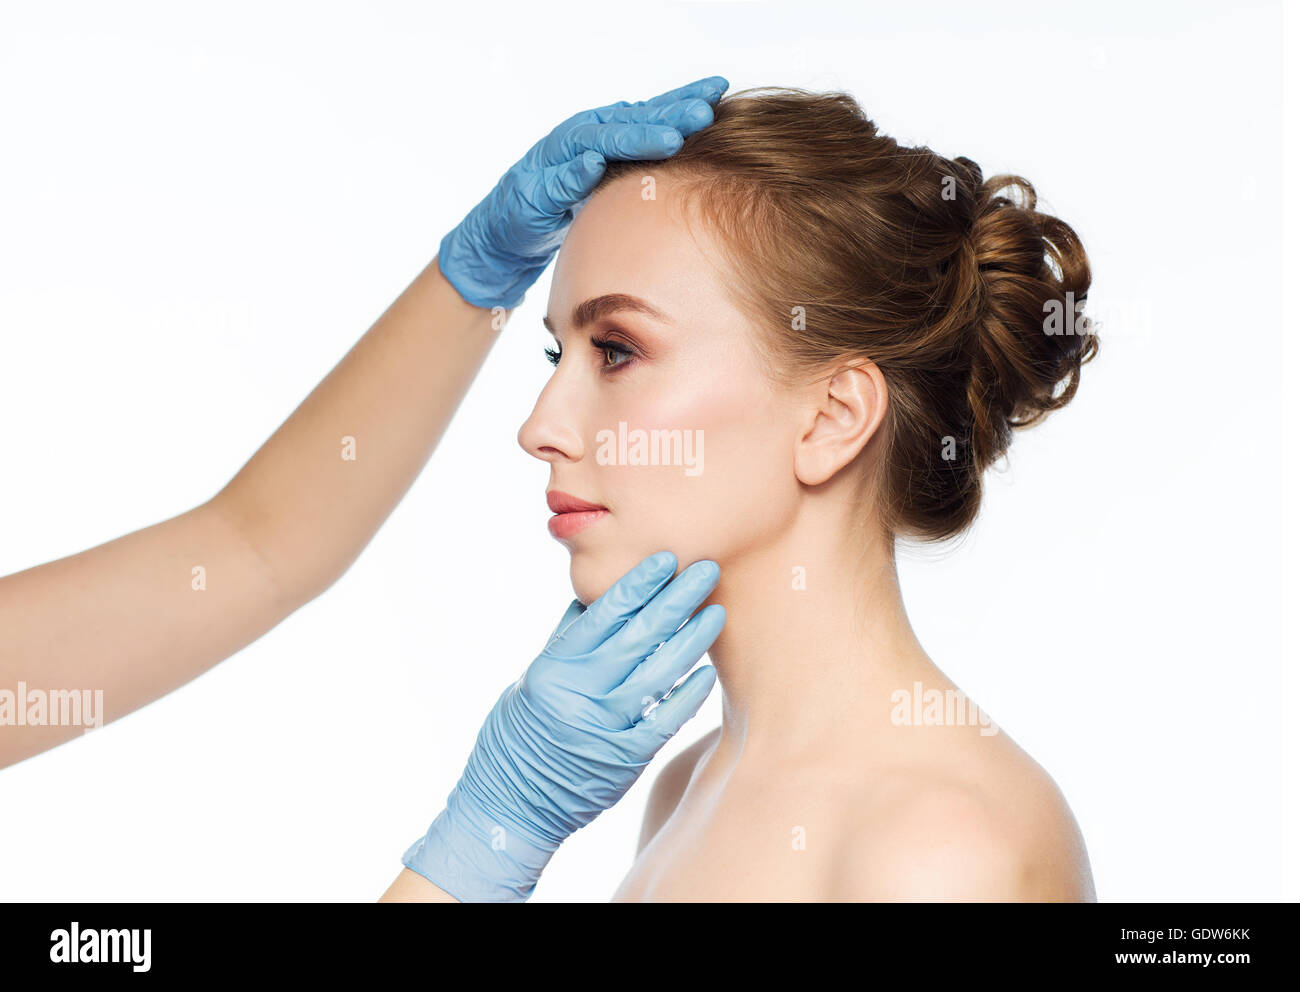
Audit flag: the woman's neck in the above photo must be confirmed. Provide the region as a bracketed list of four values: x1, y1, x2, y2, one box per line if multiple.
[702, 510, 940, 766]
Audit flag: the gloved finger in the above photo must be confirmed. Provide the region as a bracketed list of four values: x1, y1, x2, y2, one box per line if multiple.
[549, 551, 677, 659]
[603, 559, 720, 670]
[555, 120, 688, 164]
[530, 150, 607, 219]
[632, 664, 718, 746]
[637, 75, 729, 109]
[546, 598, 587, 648]
[584, 97, 716, 135]
[530, 76, 726, 170]
[581, 76, 725, 125]
[605, 604, 726, 726]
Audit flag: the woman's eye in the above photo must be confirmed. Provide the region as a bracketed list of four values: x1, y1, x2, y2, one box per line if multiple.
[544, 337, 635, 371]
[593, 336, 635, 371]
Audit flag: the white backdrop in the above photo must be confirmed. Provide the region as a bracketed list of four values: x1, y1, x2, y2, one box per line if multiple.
[0, 0, 1294, 902]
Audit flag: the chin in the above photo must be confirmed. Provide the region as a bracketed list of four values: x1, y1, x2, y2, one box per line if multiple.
[568, 550, 631, 608]
[567, 538, 713, 608]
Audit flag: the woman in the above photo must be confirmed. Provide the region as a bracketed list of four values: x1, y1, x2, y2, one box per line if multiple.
[516, 87, 1098, 900]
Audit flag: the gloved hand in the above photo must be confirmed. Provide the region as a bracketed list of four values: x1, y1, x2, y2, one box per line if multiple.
[437, 75, 729, 310]
[402, 551, 724, 901]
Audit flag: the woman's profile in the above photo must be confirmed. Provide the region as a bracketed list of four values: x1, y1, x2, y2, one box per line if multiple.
[519, 87, 1099, 901]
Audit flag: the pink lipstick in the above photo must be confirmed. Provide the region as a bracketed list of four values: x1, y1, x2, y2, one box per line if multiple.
[547, 490, 609, 541]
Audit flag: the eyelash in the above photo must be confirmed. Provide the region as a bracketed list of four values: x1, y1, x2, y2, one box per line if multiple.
[544, 335, 636, 373]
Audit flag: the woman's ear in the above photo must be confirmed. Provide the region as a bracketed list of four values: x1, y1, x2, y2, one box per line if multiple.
[793, 362, 888, 487]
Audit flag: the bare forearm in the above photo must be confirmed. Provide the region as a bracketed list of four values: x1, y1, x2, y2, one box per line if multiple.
[214, 254, 506, 606]
[0, 256, 505, 769]
[380, 868, 460, 903]
[0, 501, 285, 768]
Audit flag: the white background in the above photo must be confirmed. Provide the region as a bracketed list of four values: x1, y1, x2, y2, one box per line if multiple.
[0, 0, 1294, 902]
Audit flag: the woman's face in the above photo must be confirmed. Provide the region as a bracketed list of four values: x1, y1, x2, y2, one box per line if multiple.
[518, 172, 803, 605]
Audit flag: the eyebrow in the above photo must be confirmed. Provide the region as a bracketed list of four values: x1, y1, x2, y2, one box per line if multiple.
[542, 294, 671, 336]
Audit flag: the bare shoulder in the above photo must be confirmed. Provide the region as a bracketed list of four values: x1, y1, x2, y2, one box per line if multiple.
[636, 725, 721, 854]
[831, 735, 1095, 902]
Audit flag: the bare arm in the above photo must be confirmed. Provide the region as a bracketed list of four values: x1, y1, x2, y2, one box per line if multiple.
[0, 255, 504, 770]
[379, 867, 460, 903]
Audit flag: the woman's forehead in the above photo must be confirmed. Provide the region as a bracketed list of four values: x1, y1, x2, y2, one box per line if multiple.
[550, 175, 734, 323]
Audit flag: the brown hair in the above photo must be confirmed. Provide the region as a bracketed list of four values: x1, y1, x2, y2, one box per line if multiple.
[595, 87, 1097, 542]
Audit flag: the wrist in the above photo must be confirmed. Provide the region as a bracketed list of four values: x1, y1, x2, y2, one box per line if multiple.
[402, 786, 557, 903]
[437, 221, 539, 312]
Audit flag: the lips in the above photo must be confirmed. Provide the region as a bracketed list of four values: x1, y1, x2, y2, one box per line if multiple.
[547, 490, 609, 540]
[547, 490, 606, 514]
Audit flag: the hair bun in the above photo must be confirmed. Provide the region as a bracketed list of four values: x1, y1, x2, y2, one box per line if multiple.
[964, 172, 1097, 471]
[952, 155, 984, 192]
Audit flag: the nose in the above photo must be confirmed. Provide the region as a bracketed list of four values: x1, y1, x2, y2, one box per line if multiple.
[517, 373, 586, 465]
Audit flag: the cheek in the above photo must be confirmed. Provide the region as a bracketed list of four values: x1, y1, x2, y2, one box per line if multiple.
[572, 369, 796, 600]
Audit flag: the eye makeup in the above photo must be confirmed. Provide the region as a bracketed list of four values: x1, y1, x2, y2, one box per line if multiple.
[544, 332, 639, 374]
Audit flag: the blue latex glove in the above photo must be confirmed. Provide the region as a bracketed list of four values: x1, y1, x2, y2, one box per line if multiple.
[437, 75, 729, 310]
[402, 552, 724, 901]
